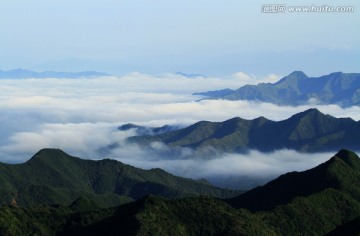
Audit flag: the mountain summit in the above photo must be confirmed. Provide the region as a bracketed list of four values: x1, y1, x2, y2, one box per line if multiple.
[228, 149, 360, 211]
[274, 70, 308, 87]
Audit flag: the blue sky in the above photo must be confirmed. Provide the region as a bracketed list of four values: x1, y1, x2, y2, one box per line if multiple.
[1, 0, 359, 76]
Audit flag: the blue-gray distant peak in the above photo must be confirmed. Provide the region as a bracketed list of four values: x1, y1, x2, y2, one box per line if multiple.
[274, 71, 308, 85]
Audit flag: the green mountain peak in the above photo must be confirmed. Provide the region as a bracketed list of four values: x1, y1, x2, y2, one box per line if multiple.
[331, 149, 360, 171]
[228, 149, 360, 211]
[28, 148, 75, 162]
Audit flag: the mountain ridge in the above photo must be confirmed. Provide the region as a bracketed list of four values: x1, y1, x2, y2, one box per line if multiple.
[195, 71, 360, 107]
[0, 148, 240, 207]
[128, 108, 360, 153]
[227, 149, 360, 211]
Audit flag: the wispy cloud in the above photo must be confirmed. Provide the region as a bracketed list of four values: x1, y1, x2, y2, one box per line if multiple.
[105, 142, 332, 189]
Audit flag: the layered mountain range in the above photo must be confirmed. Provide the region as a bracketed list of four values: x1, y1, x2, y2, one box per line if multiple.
[195, 71, 360, 107]
[1, 149, 360, 235]
[128, 108, 360, 153]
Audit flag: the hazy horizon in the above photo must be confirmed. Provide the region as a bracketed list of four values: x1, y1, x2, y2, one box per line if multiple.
[1, 1, 359, 76]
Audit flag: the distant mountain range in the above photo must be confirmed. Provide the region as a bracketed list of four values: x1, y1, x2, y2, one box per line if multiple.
[97, 124, 183, 156]
[0, 68, 110, 79]
[128, 108, 360, 153]
[118, 123, 182, 136]
[195, 71, 360, 107]
[1, 149, 359, 235]
[175, 72, 206, 78]
[0, 149, 239, 207]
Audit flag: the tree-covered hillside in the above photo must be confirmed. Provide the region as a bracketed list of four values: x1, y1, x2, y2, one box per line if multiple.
[0, 149, 239, 208]
[1, 149, 360, 235]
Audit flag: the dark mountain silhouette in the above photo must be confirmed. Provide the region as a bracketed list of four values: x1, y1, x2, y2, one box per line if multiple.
[1, 150, 360, 235]
[195, 71, 360, 107]
[227, 149, 360, 211]
[0, 149, 239, 207]
[0, 68, 110, 79]
[128, 108, 360, 153]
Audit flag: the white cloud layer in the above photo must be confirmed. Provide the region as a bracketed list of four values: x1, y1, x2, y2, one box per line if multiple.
[0, 73, 359, 188]
[108, 146, 332, 189]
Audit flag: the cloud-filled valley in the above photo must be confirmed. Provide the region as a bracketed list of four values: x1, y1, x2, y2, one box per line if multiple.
[1, 72, 360, 189]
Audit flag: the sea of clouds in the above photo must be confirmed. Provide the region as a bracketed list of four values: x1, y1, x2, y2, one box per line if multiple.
[1, 72, 359, 189]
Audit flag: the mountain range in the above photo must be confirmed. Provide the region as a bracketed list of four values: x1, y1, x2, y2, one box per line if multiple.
[195, 71, 360, 107]
[128, 108, 360, 153]
[1, 149, 359, 235]
[0, 149, 239, 208]
[0, 69, 110, 79]
[175, 72, 206, 78]
[118, 123, 182, 136]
